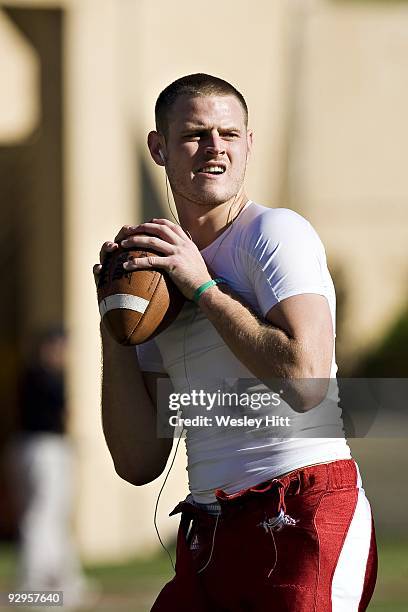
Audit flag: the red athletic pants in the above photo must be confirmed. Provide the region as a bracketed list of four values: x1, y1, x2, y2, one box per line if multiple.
[151, 459, 377, 611]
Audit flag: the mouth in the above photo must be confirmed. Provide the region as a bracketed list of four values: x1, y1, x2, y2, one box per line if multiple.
[194, 163, 226, 177]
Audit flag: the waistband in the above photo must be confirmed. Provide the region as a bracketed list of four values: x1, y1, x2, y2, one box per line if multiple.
[173, 459, 359, 518]
[185, 494, 221, 516]
[217, 458, 359, 501]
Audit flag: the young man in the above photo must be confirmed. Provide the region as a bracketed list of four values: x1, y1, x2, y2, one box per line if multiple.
[95, 74, 377, 611]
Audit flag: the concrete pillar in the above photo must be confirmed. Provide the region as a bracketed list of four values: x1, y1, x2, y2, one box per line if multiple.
[64, 0, 187, 562]
[64, 0, 142, 561]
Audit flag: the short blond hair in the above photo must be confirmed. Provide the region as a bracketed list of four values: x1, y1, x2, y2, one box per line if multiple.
[155, 73, 248, 137]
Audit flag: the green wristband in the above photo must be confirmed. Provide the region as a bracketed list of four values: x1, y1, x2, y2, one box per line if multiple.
[193, 278, 224, 304]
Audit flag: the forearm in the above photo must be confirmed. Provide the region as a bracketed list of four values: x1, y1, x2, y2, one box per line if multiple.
[198, 286, 325, 411]
[101, 325, 170, 484]
[198, 286, 300, 380]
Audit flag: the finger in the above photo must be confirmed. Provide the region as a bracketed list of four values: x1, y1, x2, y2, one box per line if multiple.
[93, 263, 102, 283]
[122, 222, 181, 245]
[121, 234, 174, 254]
[150, 218, 191, 240]
[123, 255, 168, 271]
[114, 224, 141, 243]
[99, 241, 118, 264]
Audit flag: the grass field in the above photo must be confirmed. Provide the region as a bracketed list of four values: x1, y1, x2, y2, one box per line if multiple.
[1, 537, 407, 611]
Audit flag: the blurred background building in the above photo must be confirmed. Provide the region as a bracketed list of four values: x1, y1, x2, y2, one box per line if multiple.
[0, 0, 407, 568]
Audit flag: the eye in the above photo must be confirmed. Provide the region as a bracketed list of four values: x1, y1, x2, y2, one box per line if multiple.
[222, 132, 240, 140]
[183, 131, 205, 141]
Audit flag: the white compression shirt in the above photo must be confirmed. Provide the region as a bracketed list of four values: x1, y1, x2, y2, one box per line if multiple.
[137, 202, 351, 503]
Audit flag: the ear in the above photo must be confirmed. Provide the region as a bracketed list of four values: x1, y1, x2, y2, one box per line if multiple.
[148, 131, 166, 166]
[246, 129, 254, 160]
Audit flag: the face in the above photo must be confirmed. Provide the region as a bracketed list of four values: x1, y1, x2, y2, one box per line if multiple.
[161, 95, 252, 207]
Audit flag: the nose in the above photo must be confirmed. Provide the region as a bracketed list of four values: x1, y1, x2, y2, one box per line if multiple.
[204, 130, 225, 156]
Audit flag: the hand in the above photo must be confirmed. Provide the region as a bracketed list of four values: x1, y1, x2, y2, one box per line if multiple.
[93, 225, 139, 287]
[119, 218, 212, 300]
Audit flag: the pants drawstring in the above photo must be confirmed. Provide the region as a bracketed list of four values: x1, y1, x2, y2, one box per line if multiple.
[196, 476, 300, 577]
[257, 479, 299, 578]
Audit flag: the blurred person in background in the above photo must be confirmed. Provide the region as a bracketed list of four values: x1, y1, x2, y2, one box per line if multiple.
[8, 327, 96, 609]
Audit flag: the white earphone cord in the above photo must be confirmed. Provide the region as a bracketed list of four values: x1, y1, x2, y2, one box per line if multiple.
[153, 151, 248, 569]
[153, 425, 185, 571]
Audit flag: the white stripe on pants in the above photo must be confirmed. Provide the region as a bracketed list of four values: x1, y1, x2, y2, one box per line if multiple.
[331, 473, 373, 610]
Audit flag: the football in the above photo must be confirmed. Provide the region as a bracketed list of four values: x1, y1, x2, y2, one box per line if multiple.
[97, 246, 185, 345]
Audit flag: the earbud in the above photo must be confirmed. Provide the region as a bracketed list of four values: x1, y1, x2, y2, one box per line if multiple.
[159, 149, 166, 164]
